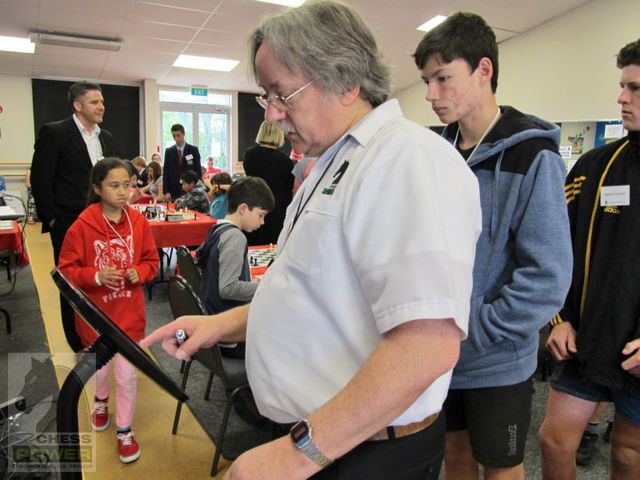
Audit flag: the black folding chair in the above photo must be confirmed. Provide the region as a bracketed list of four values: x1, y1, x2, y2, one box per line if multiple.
[167, 275, 250, 476]
[176, 245, 202, 294]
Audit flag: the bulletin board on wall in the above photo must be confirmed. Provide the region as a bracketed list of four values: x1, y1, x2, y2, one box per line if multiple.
[31, 79, 140, 160]
[559, 120, 625, 172]
[237, 91, 291, 162]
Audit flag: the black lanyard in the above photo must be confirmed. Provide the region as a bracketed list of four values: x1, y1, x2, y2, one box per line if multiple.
[288, 151, 341, 238]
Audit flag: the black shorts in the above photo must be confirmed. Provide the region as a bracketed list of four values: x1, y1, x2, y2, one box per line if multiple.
[444, 376, 534, 468]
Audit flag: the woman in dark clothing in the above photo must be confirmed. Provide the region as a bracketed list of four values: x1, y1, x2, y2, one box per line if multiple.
[242, 121, 294, 246]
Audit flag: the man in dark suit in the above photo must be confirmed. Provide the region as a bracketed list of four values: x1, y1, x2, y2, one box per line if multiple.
[31, 81, 114, 351]
[162, 124, 201, 200]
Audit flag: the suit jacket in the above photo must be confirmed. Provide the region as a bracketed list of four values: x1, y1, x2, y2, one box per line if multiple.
[30, 116, 114, 233]
[162, 143, 201, 199]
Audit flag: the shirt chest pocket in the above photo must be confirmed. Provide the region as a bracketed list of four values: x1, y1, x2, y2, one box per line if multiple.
[283, 199, 340, 276]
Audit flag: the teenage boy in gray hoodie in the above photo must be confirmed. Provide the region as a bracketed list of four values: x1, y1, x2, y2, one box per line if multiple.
[414, 12, 572, 480]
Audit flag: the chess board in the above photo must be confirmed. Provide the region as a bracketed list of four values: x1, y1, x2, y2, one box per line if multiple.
[248, 244, 277, 279]
[132, 203, 167, 221]
[249, 245, 276, 267]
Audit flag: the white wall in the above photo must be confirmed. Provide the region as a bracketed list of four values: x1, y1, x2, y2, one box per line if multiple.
[0, 74, 34, 197]
[143, 78, 160, 158]
[0, 74, 34, 163]
[396, 0, 640, 126]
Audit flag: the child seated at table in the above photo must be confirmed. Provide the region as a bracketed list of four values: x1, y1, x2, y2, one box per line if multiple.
[140, 161, 163, 201]
[131, 156, 148, 188]
[196, 176, 274, 358]
[174, 170, 209, 214]
[125, 160, 143, 204]
[208, 172, 232, 219]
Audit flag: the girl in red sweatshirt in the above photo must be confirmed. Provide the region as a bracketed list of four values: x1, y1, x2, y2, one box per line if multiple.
[59, 158, 159, 464]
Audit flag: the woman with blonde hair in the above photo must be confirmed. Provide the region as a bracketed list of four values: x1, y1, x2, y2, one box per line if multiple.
[242, 121, 294, 245]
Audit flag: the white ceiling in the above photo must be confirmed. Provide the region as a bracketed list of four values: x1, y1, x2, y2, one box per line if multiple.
[0, 0, 592, 94]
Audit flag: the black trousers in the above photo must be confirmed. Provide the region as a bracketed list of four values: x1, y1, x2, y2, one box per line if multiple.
[50, 217, 83, 352]
[311, 413, 445, 480]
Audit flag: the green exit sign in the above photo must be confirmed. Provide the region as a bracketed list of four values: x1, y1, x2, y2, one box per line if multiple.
[191, 87, 208, 97]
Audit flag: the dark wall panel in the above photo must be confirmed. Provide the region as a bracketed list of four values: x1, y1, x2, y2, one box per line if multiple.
[237, 91, 290, 162]
[32, 79, 140, 159]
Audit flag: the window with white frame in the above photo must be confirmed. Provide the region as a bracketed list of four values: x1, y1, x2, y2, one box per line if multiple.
[159, 89, 232, 172]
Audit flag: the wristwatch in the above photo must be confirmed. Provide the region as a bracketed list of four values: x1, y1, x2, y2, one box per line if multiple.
[290, 419, 333, 468]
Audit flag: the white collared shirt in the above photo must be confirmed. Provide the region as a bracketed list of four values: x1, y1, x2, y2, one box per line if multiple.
[246, 99, 482, 425]
[73, 114, 103, 165]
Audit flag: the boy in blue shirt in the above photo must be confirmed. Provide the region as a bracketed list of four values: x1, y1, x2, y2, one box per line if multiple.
[196, 176, 274, 357]
[208, 172, 232, 219]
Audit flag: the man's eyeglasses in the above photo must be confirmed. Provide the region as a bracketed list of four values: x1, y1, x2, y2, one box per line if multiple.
[255, 81, 313, 111]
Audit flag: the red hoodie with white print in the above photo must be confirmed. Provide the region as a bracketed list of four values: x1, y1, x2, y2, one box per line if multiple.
[59, 203, 159, 347]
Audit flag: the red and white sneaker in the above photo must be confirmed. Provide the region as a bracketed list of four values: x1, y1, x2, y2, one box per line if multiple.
[91, 398, 110, 431]
[117, 431, 141, 463]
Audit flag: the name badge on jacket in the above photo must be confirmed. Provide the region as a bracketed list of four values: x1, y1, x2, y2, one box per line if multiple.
[601, 185, 630, 206]
[185, 154, 194, 164]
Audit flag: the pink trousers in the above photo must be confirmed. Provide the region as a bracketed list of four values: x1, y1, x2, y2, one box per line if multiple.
[94, 353, 137, 429]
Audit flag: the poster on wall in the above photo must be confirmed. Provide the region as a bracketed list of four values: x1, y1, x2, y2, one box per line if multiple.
[568, 133, 584, 155]
[595, 120, 625, 147]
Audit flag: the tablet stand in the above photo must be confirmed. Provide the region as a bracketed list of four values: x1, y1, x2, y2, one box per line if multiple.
[51, 268, 187, 479]
[58, 337, 115, 479]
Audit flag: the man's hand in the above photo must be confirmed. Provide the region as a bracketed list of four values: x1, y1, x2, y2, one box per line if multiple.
[621, 339, 640, 378]
[222, 436, 318, 480]
[141, 305, 249, 360]
[141, 314, 233, 361]
[546, 322, 577, 361]
[97, 267, 123, 289]
[125, 268, 139, 284]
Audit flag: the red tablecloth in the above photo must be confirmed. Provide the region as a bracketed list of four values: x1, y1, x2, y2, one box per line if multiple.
[0, 221, 29, 265]
[149, 213, 217, 249]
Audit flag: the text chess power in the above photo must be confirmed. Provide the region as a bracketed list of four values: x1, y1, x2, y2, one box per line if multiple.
[249, 246, 276, 267]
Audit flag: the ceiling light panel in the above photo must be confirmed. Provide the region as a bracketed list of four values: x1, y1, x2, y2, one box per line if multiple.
[254, 0, 306, 7]
[417, 15, 447, 32]
[173, 54, 239, 72]
[0, 35, 35, 54]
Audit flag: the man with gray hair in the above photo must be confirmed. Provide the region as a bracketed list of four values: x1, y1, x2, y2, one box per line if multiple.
[143, 2, 481, 478]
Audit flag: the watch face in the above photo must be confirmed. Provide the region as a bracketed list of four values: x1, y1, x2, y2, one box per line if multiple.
[290, 420, 310, 443]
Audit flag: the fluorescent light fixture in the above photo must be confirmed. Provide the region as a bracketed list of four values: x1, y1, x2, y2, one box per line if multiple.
[0, 35, 35, 54]
[30, 32, 122, 52]
[173, 54, 239, 72]
[255, 0, 306, 6]
[417, 15, 447, 32]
